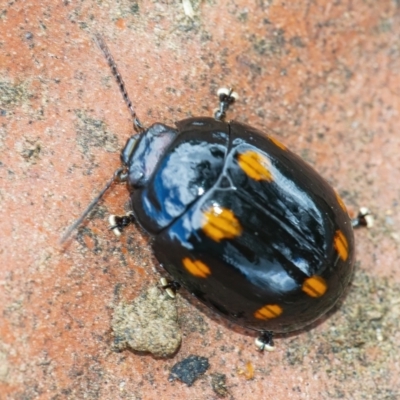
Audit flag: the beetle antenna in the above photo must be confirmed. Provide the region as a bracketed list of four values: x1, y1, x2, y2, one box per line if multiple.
[94, 34, 144, 132]
[59, 167, 126, 245]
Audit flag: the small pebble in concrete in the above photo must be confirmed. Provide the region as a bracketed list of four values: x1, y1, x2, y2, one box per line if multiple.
[111, 286, 181, 358]
[211, 373, 229, 398]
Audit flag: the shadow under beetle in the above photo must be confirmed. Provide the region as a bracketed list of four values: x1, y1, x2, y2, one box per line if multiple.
[62, 36, 370, 351]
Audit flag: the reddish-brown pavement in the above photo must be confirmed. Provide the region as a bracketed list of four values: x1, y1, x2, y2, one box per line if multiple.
[1, 1, 399, 399]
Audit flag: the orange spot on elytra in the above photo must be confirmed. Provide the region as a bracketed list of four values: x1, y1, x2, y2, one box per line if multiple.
[302, 275, 327, 297]
[335, 192, 348, 213]
[254, 304, 283, 320]
[202, 205, 242, 242]
[182, 257, 211, 278]
[269, 136, 287, 151]
[237, 150, 273, 181]
[334, 230, 349, 261]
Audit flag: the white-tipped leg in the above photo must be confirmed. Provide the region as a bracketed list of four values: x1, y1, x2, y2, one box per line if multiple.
[109, 215, 122, 236]
[214, 88, 239, 121]
[160, 278, 180, 299]
[255, 331, 275, 352]
[360, 207, 374, 228]
[217, 87, 239, 101]
[109, 212, 135, 236]
[352, 207, 374, 229]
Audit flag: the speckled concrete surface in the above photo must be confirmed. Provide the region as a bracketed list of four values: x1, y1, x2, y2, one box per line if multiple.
[1, 1, 399, 399]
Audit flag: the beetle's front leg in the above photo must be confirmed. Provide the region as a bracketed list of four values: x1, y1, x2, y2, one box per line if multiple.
[109, 212, 135, 236]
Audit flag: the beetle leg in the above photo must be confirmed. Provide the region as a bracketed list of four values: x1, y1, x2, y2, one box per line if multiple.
[351, 207, 373, 229]
[255, 331, 275, 352]
[214, 88, 239, 121]
[159, 277, 181, 299]
[109, 211, 135, 236]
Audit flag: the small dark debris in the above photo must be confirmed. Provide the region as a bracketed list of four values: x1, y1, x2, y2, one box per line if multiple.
[130, 2, 139, 14]
[17, 138, 42, 163]
[211, 373, 229, 398]
[169, 355, 209, 386]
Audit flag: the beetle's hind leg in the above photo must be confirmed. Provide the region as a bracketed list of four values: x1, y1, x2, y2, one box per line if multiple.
[255, 331, 275, 352]
[351, 207, 374, 229]
[109, 212, 135, 236]
[159, 277, 181, 299]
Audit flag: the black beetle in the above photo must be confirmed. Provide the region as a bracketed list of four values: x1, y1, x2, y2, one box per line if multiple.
[62, 36, 370, 351]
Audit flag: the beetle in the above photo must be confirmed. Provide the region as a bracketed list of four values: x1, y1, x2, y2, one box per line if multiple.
[62, 36, 370, 351]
